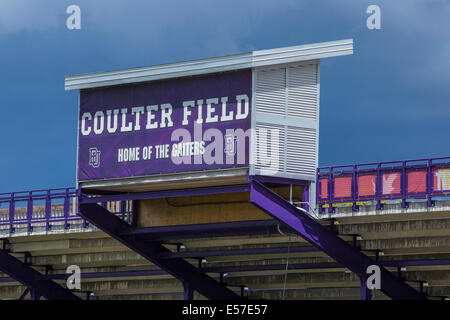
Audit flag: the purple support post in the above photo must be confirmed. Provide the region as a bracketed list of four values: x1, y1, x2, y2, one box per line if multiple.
[120, 200, 127, 221]
[63, 189, 70, 229]
[328, 171, 334, 214]
[78, 190, 89, 228]
[26, 193, 33, 232]
[45, 191, 51, 230]
[302, 184, 309, 212]
[401, 161, 408, 209]
[316, 173, 324, 214]
[78, 202, 241, 300]
[131, 200, 138, 227]
[9, 194, 15, 233]
[376, 164, 383, 210]
[352, 165, 359, 212]
[360, 277, 373, 300]
[249, 179, 426, 300]
[183, 281, 194, 300]
[427, 160, 434, 207]
[30, 288, 41, 300]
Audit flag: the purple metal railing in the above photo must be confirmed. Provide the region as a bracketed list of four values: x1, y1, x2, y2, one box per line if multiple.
[317, 156, 450, 214]
[1, 156, 449, 232]
[0, 188, 134, 233]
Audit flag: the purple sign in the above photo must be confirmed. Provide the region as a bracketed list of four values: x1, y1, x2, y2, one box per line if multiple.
[77, 69, 252, 181]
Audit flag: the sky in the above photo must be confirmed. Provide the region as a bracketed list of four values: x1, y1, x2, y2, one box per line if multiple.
[0, 0, 449, 192]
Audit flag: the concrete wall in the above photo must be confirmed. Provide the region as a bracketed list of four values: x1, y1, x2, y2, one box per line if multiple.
[137, 185, 303, 227]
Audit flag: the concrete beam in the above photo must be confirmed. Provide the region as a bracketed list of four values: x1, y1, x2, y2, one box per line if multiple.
[360, 236, 450, 253]
[8, 238, 124, 256]
[337, 218, 450, 240]
[31, 250, 149, 269]
[328, 200, 450, 220]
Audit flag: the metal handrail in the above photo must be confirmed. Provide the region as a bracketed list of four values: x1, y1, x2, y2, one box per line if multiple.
[317, 156, 450, 213]
[0, 188, 133, 233]
[2, 155, 449, 230]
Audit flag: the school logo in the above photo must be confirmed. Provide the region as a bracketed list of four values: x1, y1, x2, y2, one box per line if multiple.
[224, 134, 236, 156]
[89, 147, 101, 168]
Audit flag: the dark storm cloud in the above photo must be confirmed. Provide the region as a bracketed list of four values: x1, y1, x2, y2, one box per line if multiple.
[0, 0, 448, 191]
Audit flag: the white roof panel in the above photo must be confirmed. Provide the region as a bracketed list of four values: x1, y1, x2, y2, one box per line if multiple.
[65, 39, 353, 91]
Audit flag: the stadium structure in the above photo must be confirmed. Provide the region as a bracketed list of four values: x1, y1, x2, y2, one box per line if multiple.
[0, 39, 449, 300]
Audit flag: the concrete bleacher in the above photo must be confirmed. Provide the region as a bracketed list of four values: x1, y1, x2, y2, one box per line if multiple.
[0, 198, 450, 300]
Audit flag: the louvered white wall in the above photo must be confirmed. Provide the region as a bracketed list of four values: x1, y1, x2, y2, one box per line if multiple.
[288, 64, 318, 120]
[251, 61, 319, 182]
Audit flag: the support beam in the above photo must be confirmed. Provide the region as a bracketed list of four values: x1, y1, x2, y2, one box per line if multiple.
[360, 277, 373, 300]
[157, 245, 319, 259]
[18, 288, 30, 300]
[79, 203, 241, 300]
[302, 183, 310, 212]
[12, 258, 450, 283]
[249, 180, 427, 300]
[183, 281, 194, 300]
[81, 184, 251, 204]
[0, 249, 81, 300]
[118, 220, 294, 241]
[251, 175, 308, 186]
[202, 262, 342, 273]
[30, 288, 41, 300]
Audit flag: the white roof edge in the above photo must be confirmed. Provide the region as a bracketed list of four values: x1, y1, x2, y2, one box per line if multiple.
[65, 39, 353, 91]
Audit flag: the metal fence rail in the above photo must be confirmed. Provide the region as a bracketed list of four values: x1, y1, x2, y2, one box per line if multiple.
[0, 188, 133, 233]
[317, 156, 450, 213]
[1, 156, 450, 232]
